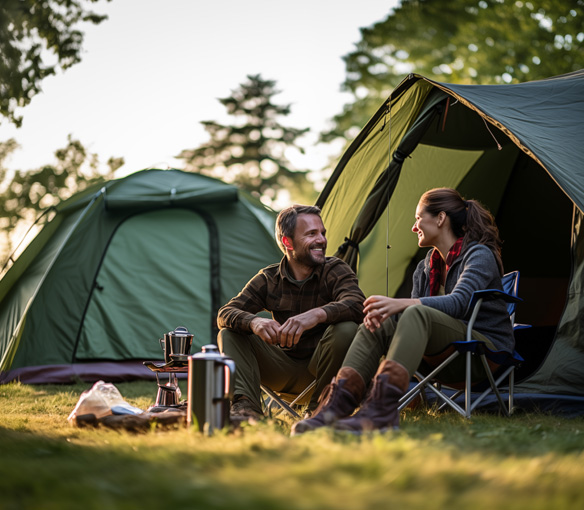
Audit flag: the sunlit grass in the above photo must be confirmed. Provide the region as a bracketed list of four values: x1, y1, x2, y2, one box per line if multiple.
[1, 381, 583, 510]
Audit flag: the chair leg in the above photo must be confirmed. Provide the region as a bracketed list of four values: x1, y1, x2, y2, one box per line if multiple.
[399, 348, 517, 419]
[424, 383, 468, 416]
[469, 366, 514, 413]
[465, 350, 472, 418]
[476, 356, 511, 417]
[260, 385, 301, 419]
[438, 389, 462, 412]
[260, 381, 317, 420]
[288, 380, 317, 408]
[398, 352, 460, 411]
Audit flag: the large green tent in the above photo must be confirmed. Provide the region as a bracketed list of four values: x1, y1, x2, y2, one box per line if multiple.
[0, 169, 282, 383]
[317, 70, 584, 413]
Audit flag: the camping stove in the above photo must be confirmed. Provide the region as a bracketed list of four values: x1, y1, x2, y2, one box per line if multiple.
[144, 327, 193, 411]
[154, 372, 181, 407]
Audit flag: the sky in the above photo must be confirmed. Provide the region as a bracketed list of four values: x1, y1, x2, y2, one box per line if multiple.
[0, 0, 399, 181]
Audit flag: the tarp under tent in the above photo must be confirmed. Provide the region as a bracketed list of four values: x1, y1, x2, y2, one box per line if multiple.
[0, 169, 282, 384]
[317, 70, 584, 416]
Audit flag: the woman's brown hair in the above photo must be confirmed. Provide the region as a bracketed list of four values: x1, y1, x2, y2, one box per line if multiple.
[419, 188, 504, 275]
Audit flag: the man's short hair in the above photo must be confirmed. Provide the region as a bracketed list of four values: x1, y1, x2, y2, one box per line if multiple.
[275, 204, 321, 254]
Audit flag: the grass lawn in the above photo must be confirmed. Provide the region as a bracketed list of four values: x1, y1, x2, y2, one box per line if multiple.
[1, 380, 583, 510]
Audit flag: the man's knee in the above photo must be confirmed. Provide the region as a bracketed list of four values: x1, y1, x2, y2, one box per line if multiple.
[217, 328, 245, 353]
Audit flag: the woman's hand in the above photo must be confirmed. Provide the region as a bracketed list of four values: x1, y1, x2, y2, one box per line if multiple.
[363, 296, 421, 332]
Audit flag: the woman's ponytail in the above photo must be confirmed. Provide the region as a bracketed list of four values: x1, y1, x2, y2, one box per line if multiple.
[464, 199, 504, 275]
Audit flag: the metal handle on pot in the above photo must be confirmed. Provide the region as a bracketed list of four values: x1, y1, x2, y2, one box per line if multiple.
[220, 359, 236, 401]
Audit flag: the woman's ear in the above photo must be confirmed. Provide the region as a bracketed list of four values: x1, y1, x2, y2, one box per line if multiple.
[437, 211, 446, 228]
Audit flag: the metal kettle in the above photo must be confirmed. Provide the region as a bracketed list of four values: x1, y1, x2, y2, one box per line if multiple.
[187, 344, 235, 435]
[160, 326, 194, 363]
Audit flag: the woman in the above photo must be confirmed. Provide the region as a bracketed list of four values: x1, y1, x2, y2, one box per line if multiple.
[291, 188, 514, 435]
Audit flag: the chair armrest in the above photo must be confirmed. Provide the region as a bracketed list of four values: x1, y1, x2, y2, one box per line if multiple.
[469, 288, 522, 307]
[464, 289, 523, 342]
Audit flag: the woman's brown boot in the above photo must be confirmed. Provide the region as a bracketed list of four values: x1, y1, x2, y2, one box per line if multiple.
[290, 367, 365, 436]
[333, 360, 409, 434]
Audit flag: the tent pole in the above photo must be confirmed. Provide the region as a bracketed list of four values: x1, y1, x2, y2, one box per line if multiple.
[1, 206, 57, 275]
[385, 101, 393, 297]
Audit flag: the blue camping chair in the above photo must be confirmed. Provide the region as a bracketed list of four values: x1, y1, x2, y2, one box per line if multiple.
[398, 271, 526, 418]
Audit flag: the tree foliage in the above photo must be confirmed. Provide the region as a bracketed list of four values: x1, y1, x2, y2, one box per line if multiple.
[0, 136, 122, 262]
[0, 0, 110, 127]
[324, 0, 584, 141]
[177, 74, 314, 207]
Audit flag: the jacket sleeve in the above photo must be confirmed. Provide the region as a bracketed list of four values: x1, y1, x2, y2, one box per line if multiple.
[419, 245, 499, 319]
[216, 273, 268, 333]
[319, 259, 365, 323]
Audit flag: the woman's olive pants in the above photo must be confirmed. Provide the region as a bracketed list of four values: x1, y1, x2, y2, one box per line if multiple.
[344, 304, 496, 385]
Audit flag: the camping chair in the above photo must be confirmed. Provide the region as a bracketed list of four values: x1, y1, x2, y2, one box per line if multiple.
[260, 380, 317, 419]
[398, 271, 526, 418]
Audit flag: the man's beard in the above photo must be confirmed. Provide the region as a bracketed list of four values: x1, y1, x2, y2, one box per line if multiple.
[291, 245, 326, 267]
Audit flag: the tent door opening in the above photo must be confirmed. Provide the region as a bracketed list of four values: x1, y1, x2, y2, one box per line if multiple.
[73, 208, 215, 362]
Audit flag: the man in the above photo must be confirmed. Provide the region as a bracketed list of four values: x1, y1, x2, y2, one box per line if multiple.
[217, 204, 365, 423]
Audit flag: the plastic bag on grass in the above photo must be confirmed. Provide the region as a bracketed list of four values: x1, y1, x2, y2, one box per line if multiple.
[67, 380, 144, 425]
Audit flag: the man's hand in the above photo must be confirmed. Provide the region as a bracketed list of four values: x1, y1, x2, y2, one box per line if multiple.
[279, 308, 327, 348]
[250, 317, 282, 344]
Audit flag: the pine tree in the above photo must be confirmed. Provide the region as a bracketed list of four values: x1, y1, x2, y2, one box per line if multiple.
[177, 74, 314, 206]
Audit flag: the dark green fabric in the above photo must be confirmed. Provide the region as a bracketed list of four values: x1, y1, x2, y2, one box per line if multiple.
[76, 209, 212, 359]
[317, 71, 584, 398]
[335, 89, 445, 271]
[0, 169, 282, 376]
[519, 209, 584, 395]
[434, 70, 584, 213]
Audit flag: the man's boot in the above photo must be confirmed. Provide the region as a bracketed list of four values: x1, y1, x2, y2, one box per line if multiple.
[229, 395, 264, 425]
[333, 360, 409, 434]
[290, 367, 365, 436]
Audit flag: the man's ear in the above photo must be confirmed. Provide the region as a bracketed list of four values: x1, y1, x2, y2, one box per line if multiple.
[282, 236, 293, 251]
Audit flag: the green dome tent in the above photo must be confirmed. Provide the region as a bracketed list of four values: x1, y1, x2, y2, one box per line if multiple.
[0, 169, 282, 383]
[317, 70, 584, 414]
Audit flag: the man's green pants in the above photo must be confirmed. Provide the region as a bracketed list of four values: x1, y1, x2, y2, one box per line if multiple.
[218, 321, 359, 414]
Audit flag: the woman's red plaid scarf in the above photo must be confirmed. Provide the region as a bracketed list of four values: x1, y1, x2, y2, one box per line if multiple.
[428, 237, 464, 296]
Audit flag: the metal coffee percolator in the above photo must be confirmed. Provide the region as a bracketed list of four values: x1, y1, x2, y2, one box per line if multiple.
[159, 326, 194, 363]
[187, 344, 235, 435]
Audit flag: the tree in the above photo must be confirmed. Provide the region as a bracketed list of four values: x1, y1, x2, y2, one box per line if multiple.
[177, 74, 315, 207]
[324, 0, 584, 141]
[0, 136, 122, 266]
[0, 0, 110, 127]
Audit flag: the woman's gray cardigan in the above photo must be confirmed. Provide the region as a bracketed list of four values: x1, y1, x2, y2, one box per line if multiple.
[411, 242, 515, 353]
